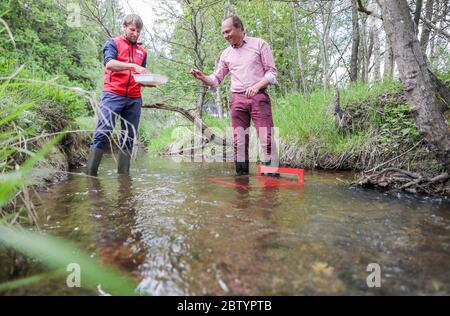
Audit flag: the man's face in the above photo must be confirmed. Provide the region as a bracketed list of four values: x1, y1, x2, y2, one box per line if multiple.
[221, 18, 243, 47]
[125, 23, 141, 43]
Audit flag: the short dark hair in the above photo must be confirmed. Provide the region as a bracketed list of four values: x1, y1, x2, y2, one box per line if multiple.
[223, 15, 244, 31]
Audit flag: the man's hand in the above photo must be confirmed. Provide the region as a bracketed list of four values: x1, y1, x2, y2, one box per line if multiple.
[133, 64, 149, 74]
[190, 68, 215, 87]
[245, 84, 260, 98]
[190, 68, 206, 81]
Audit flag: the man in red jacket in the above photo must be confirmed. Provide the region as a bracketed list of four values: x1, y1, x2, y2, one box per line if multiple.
[86, 14, 151, 176]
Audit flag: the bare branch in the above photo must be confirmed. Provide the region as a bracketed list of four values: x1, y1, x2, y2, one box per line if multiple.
[421, 15, 450, 40]
[357, 0, 383, 20]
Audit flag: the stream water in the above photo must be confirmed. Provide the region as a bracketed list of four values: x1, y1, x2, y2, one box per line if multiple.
[1, 152, 450, 295]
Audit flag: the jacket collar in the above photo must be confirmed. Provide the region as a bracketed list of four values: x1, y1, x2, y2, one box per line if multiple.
[119, 35, 142, 45]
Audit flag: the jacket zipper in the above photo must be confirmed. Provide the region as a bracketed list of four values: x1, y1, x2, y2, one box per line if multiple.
[125, 43, 135, 97]
[125, 49, 131, 97]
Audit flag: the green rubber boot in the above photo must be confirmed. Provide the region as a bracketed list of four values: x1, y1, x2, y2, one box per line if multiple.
[86, 148, 104, 176]
[117, 151, 132, 175]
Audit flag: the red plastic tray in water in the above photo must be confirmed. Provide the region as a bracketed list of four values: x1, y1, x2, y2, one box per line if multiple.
[208, 166, 304, 189]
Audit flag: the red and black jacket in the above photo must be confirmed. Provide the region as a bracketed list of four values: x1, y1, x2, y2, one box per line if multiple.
[103, 36, 147, 98]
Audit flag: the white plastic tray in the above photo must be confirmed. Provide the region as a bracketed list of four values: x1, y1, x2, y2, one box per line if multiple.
[133, 74, 168, 86]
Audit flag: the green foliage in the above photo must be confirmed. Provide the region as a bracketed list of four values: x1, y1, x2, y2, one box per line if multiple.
[147, 125, 177, 153]
[0, 0, 105, 89]
[339, 80, 421, 152]
[202, 115, 230, 130]
[0, 80, 88, 138]
[377, 102, 420, 145]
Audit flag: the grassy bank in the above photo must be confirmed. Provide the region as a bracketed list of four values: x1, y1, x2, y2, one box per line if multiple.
[272, 80, 442, 173]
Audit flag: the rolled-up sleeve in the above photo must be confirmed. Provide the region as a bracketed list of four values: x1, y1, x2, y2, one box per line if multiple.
[260, 40, 278, 85]
[208, 51, 229, 90]
[103, 38, 117, 66]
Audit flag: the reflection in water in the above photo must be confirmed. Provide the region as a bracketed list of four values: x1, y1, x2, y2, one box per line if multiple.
[4, 153, 450, 295]
[87, 176, 145, 277]
[220, 178, 284, 295]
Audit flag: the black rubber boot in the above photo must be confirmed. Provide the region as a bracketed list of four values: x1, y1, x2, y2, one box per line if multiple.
[86, 148, 104, 176]
[235, 161, 249, 176]
[117, 151, 131, 175]
[242, 161, 249, 175]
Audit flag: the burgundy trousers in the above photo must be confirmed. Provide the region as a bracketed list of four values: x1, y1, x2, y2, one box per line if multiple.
[230, 92, 276, 163]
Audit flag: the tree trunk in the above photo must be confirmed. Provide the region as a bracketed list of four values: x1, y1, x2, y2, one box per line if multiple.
[320, 1, 333, 90]
[196, 85, 206, 119]
[414, 0, 423, 34]
[216, 85, 223, 119]
[291, 2, 308, 94]
[379, 0, 450, 172]
[383, 35, 394, 79]
[369, 1, 381, 81]
[267, 0, 274, 45]
[360, 15, 368, 82]
[350, 0, 360, 82]
[419, 0, 434, 54]
[226, 0, 233, 15]
[373, 25, 381, 81]
[366, 27, 374, 82]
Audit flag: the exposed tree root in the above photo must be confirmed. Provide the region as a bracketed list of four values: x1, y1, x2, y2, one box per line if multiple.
[355, 168, 450, 196]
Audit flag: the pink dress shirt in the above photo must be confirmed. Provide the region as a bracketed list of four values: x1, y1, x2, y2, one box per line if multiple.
[208, 35, 278, 93]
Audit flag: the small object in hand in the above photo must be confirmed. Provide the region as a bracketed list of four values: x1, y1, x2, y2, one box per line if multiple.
[133, 74, 168, 86]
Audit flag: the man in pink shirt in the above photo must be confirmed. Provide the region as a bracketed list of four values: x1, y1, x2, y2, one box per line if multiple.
[190, 15, 278, 176]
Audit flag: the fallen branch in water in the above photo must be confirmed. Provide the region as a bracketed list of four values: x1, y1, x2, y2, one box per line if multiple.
[142, 102, 228, 147]
[355, 168, 450, 196]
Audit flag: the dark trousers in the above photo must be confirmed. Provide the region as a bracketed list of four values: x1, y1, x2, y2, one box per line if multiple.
[91, 92, 142, 154]
[230, 92, 276, 163]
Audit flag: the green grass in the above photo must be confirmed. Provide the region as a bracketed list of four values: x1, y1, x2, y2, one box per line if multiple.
[76, 116, 96, 131]
[271, 80, 403, 154]
[202, 115, 230, 130]
[340, 80, 400, 104]
[147, 125, 178, 153]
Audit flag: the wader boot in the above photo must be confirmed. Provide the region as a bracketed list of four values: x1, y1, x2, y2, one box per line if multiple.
[86, 147, 104, 176]
[235, 161, 249, 176]
[117, 151, 132, 175]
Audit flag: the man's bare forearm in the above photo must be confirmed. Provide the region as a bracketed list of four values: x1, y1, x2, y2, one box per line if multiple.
[252, 78, 270, 91]
[106, 60, 136, 71]
[200, 75, 215, 87]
